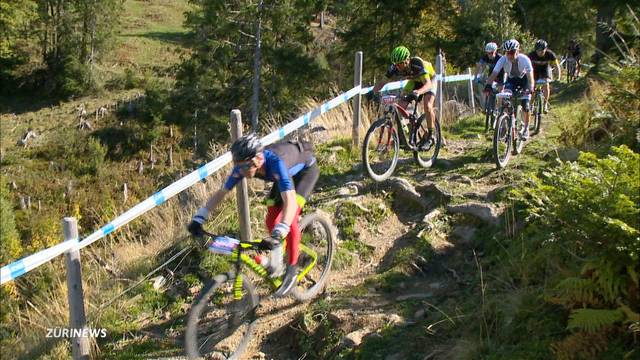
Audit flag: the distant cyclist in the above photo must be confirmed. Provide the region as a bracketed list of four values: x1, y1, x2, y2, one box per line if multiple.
[188, 134, 319, 297]
[475, 42, 505, 90]
[370, 46, 437, 149]
[566, 39, 582, 77]
[484, 39, 535, 140]
[528, 39, 560, 113]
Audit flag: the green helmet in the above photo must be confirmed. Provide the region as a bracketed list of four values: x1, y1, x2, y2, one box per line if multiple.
[390, 46, 410, 64]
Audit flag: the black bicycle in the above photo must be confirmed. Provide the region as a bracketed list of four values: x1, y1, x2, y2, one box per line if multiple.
[492, 88, 528, 168]
[483, 82, 500, 132]
[185, 211, 335, 359]
[530, 79, 547, 135]
[362, 94, 441, 181]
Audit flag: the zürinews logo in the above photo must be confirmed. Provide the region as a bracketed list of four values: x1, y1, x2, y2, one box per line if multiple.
[46, 327, 107, 338]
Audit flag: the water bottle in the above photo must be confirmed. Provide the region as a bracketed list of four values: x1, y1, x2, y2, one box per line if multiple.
[254, 254, 270, 268]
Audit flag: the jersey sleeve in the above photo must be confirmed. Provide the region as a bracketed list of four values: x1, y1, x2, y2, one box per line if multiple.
[521, 54, 534, 74]
[491, 56, 506, 75]
[223, 167, 242, 191]
[271, 157, 294, 192]
[385, 64, 398, 79]
[547, 50, 558, 61]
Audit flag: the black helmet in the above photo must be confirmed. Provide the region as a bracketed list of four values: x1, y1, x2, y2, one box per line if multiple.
[535, 39, 548, 51]
[230, 133, 263, 162]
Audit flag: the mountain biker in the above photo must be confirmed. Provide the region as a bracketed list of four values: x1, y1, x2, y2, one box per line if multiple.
[188, 134, 319, 297]
[528, 39, 560, 113]
[484, 39, 535, 140]
[475, 42, 505, 90]
[566, 39, 582, 77]
[370, 46, 437, 149]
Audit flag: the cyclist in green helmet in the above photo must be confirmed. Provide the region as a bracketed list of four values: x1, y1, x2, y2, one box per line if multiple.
[371, 46, 437, 148]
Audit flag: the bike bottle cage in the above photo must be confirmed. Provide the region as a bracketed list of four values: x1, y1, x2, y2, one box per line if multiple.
[258, 237, 280, 250]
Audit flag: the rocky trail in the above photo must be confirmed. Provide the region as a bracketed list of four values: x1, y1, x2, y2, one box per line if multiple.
[140, 103, 567, 360]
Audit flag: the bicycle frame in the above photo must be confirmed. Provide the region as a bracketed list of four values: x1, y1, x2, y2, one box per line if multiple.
[379, 96, 421, 150]
[209, 235, 319, 300]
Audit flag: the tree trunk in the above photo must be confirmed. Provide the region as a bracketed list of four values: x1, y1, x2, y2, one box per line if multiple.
[592, 3, 617, 66]
[251, 0, 263, 132]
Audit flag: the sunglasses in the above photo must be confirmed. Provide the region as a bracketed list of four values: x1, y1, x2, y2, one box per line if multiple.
[237, 159, 255, 171]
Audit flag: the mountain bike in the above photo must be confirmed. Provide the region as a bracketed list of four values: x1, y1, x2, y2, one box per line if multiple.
[530, 79, 547, 135]
[184, 211, 335, 359]
[483, 82, 500, 132]
[492, 88, 528, 169]
[565, 56, 577, 83]
[362, 94, 441, 181]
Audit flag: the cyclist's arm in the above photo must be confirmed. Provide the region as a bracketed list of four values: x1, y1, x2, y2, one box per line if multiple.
[204, 188, 230, 213]
[475, 62, 485, 78]
[413, 78, 432, 95]
[486, 56, 505, 85]
[555, 58, 562, 79]
[372, 78, 390, 93]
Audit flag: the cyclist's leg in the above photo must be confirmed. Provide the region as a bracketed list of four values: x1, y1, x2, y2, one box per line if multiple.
[423, 91, 436, 130]
[286, 164, 319, 265]
[399, 81, 416, 109]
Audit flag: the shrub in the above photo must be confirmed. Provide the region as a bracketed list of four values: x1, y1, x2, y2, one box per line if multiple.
[514, 145, 640, 358]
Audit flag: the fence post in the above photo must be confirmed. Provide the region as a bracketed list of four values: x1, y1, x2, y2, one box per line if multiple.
[352, 51, 363, 151]
[467, 67, 476, 113]
[64, 217, 90, 360]
[229, 110, 253, 243]
[435, 51, 444, 124]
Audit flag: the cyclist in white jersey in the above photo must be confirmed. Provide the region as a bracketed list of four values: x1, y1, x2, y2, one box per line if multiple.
[484, 39, 535, 140]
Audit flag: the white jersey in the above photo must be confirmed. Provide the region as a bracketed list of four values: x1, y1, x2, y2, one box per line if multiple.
[492, 53, 533, 79]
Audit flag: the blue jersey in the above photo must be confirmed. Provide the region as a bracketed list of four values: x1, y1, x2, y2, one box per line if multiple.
[223, 141, 316, 193]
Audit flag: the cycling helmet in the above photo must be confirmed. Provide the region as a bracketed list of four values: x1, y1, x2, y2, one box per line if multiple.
[230, 133, 263, 162]
[502, 39, 520, 51]
[484, 42, 498, 52]
[535, 39, 548, 51]
[390, 46, 410, 64]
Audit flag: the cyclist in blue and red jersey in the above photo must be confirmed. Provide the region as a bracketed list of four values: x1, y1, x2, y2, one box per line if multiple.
[188, 134, 319, 297]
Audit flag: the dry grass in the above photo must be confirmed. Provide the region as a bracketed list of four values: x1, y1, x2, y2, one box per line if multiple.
[260, 93, 377, 146]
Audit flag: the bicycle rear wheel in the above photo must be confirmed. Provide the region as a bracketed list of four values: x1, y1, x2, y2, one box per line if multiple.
[412, 114, 441, 168]
[362, 117, 399, 182]
[493, 113, 512, 169]
[185, 272, 258, 360]
[291, 211, 336, 302]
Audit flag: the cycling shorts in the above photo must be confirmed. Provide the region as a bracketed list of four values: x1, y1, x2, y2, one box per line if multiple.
[505, 76, 531, 112]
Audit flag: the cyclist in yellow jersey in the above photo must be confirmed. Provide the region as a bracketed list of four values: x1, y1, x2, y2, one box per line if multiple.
[371, 46, 437, 148]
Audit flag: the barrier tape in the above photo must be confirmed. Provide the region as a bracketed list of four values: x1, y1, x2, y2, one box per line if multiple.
[1, 73, 474, 285]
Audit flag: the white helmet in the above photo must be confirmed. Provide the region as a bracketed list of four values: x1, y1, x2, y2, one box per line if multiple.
[502, 39, 520, 51]
[485, 42, 498, 52]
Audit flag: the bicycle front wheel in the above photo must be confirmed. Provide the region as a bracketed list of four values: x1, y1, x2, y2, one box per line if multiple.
[531, 93, 542, 135]
[362, 118, 399, 181]
[291, 211, 336, 302]
[514, 106, 525, 154]
[493, 112, 512, 169]
[185, 272, 258, 360]
[412, 114, 441, 168]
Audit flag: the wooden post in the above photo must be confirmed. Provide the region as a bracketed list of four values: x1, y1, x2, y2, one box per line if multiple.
[352, 51, 363, 151]
[123, 183, 128, 204]
[435, 51, 444, 123]
[168, 145, 173, 168]
[467, 67, 476, 113]
[229, 110, 253, 243]
[149, 144, 155, 170]
[63, 217, 90, 360]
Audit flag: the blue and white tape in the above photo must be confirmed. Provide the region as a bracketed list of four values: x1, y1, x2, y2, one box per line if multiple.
[1, 238, 79, 284]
